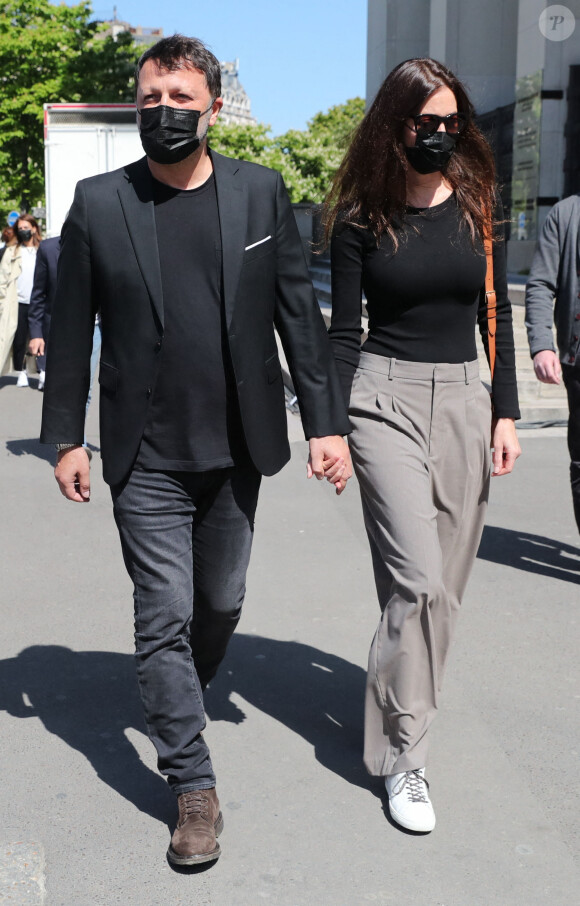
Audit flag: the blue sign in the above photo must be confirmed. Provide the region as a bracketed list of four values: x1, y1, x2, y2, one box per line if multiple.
[7, 211, 19, 227]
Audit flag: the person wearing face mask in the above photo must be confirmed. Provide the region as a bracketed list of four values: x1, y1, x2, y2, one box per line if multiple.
[0, 226, 17, 264]
[41, 34, 351, 865]
[324, 58, 521, 833]
[0, 214, 41, 382]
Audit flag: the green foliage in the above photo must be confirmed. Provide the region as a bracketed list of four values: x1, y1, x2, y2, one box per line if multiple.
[210, 97, 365, 203]
[307, 96, 366, 147]
[0, 0, 139, 217]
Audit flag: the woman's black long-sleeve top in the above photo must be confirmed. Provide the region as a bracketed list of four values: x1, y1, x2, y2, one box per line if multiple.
[329, 195, 520, 419]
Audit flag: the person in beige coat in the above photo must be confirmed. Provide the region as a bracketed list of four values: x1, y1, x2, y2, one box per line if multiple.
[0, 215, 41, 379]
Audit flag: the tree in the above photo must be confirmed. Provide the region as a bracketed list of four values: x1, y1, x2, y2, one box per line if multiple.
[210, 98, 365, 204]
[307, 97, 366, 149]
[209, 120, 317, 202]
[0, 0, 139, 216]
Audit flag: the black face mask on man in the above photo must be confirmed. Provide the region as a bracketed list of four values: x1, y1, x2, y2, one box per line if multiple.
[404, 131, 457, 175]
[138, 102, 213, 165]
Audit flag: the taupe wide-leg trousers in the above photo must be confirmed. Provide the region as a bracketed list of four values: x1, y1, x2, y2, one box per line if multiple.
[349, 352, 492, 777]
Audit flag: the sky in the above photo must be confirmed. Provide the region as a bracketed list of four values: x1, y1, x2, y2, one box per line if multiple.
[84, 0, 368, 135]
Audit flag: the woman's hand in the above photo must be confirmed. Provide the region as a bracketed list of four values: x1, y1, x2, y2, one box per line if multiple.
[491, 417, 521, 476]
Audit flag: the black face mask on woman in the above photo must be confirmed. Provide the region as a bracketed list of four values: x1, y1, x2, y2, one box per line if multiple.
[17, 229, 32, 243]
[404, 131, 457, 175]
[138, 103, 213, 165]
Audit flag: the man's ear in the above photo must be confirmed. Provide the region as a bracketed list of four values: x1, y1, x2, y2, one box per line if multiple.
[209, 97, 224, 125]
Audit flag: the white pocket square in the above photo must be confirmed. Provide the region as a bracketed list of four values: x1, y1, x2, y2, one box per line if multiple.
[245, 235, 272, 251]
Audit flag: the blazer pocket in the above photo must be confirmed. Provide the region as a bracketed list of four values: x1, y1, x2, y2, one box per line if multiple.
[98, 361, 119, 395]
[265, 352, 282, 384]
[243, 237, 274, 264]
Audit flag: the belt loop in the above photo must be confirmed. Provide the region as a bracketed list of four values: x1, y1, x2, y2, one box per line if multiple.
[388, 357, 395, 380]
[464, 362, 469, 384]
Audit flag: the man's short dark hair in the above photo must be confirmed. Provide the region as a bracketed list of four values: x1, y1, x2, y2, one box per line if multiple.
[135, 35, 222, 98]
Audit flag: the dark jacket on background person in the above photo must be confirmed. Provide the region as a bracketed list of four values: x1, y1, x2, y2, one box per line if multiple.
[28, 236, 60, 340]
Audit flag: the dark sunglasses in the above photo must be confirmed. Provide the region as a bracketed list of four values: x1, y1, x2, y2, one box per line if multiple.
[407, 112, 468, 138]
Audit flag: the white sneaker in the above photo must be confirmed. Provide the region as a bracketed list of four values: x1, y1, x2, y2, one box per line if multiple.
[37, 370, 45, 391]
[16, 370, 29, 387]
[385, 768, 436, 833]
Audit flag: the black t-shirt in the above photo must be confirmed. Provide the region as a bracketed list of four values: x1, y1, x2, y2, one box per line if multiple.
[329, 195, 520, 418]
[137, 172, 247, 471]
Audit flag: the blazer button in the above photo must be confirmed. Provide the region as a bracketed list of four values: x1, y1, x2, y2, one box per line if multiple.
[155, 340, 162, 351]
[146, 387, 152, 398]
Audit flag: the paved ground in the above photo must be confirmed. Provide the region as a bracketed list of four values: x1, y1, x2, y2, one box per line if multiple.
[0, 373, 578, 906]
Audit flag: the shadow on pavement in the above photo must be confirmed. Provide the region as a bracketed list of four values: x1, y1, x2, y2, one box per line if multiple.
[478, 524, 579, 584]
[6, 437, 54, 465]
[0, 645, 175, 826]
[205, 634, 372, 793]
[0, 375, 42, 390]
[0, 637, 372, 827]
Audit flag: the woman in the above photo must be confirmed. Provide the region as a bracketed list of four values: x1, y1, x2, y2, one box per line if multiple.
[0, 213, 41, 383]
[325, 58, 521, 833]
[0, 226, 17, 265]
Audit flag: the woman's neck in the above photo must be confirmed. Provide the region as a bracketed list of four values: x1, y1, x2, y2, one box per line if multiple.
[405, 173, 453, 209]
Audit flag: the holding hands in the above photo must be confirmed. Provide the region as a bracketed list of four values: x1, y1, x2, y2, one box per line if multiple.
[307, 435, 352, 495]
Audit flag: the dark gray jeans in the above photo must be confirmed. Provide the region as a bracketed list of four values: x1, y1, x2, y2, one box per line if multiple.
[111, 463, 261, 793]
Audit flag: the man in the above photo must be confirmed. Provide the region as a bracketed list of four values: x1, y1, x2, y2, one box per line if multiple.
[28, 235, 60, 390]
[41, 35, 352, 866]
[525, 194, 580, 533]
[29, 235, 102, 405]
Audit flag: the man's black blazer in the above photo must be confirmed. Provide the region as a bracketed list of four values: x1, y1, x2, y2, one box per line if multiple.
[28, 235, 60, 339]
[41, 152, 350, 486]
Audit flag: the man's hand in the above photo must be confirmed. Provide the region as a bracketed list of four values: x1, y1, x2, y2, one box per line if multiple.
[307, 435, 352, 495]
[28, 337, 45, 357]
[491, 418, 521, 477]
[54, 446, 91, 502]
[533, 349, 561, 384]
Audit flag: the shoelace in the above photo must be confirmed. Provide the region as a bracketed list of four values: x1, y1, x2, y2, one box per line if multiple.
[180, 791, 209, 819]
[396, 770, 430, 803]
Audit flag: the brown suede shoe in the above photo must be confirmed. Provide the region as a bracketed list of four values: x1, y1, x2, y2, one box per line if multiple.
[167, 787, 224, 866]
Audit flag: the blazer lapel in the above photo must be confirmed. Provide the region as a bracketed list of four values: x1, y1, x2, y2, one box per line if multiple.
[117, 159, 164, 328]
[211, 150, 248, 331]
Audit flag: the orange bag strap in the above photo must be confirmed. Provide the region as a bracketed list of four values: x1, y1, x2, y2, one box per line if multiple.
[484, 218, 496, 382]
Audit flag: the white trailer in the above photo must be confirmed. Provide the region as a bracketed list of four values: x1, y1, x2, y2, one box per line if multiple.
[43, 103, 143, 237]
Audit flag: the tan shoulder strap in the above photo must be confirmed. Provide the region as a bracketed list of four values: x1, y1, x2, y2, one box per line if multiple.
[484, 219, 496, 382]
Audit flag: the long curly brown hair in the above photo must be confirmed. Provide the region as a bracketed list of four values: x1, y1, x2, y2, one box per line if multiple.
[322, 57, 497, 249]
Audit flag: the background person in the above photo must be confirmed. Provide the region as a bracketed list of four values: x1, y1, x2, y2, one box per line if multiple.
[0, 214, 41, 383]
[0, 226, 17, 265]
[28, 237, 102, 406]
[325, 57, 521, 833]
[28, 234, 60, 391]
[41, 34, 351, 867]
[525, 195, 580, 534]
